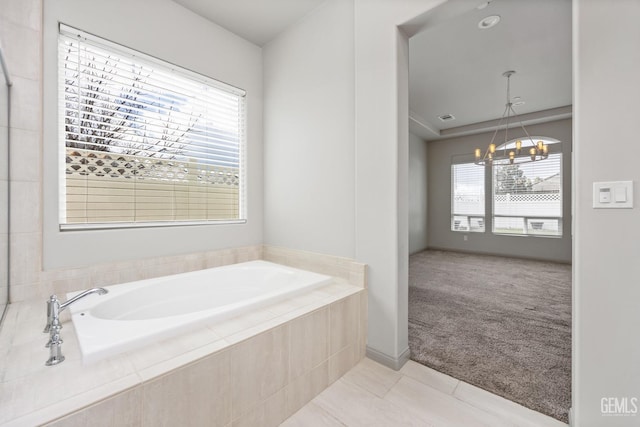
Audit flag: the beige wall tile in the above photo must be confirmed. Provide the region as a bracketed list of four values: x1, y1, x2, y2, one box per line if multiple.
[262, 245, 366, 284]
[358, 290, 368, 359]
[328, 344, 358, 385]
[7, 282, 39, 302]
[0, 180, 6, 229]
[181, 253, 205, 272]
[20, 246, 263, 301]
[127, 327, 221, 374]
[50, 276, 90, 297]
[0, 0, 41, 31]
[230, 325, 289, 419]
[142, 349, 231, 427]
[209, 309, 278, 339]
[289, 307, 329, 381]
[44, 387, 142, 427]
[231, 387, 286, 427]
[11, 181, 41, 234]
[136, 340, 229, 384]
[329, 294, 359, 356]
[9, 232, 41, 287]
[204, 251, 224, 268]
[0, 19, 41, 81]
[9, 76, 41, 132]
[9, 129, 41, 182]
[285, 361, 329, 417]
[348, 263, 367, 288]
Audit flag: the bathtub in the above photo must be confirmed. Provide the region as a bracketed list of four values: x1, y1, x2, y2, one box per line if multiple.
[67, 260, 332, 364]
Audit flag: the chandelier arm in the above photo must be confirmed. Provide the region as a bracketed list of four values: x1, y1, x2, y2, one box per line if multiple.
[475, 71, 546, 166]
[485, 104, 509, 160]
[510, 104, 536, 145]
[504, 104, 511, 151]
[504, 74, 512, 152]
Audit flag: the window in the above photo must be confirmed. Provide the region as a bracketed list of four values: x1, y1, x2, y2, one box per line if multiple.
[451, 162, 485, 232]
[59, 25, 246, 229]
[492, 152, 562, 236]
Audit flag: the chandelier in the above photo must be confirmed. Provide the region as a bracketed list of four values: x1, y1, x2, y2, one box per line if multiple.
[474, 70, 549, 166]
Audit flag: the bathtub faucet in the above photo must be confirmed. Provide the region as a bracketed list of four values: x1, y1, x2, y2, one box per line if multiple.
[43, 287, 108, 366]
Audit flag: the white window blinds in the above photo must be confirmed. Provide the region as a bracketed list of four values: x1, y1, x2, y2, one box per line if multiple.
[492, 153, 562, 236]
[451, 162, 485, 232]
[58, 25, 246, 229]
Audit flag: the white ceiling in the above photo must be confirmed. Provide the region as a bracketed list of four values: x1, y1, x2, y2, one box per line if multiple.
[172, 0, 325, 46]
[171, 0, 571, 141]
[409, 0, 572, 140]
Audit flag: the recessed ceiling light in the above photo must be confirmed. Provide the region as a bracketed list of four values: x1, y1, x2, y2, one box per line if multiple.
[438, 113, 456, 122]
[478, 15, 500, 30]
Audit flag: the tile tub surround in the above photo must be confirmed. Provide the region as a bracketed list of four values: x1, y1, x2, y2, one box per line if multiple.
[0, 278, 365, 426]
[263, 246, 367, 289]
[12, 244, 367, 303]
[12, 245, 264, 303]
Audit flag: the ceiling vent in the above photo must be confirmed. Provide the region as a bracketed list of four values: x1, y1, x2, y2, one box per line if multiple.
[438, 114, 456, 122]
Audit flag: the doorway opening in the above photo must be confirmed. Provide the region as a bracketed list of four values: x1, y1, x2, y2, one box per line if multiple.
[405, 0, 572, 422]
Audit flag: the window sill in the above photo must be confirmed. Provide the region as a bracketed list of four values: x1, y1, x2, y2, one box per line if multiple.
[491, 232, 563, 239]
[60, 219, 247, 232]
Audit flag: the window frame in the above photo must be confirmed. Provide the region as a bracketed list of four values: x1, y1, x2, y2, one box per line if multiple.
[451, 161, 486, 233]
[491, 138, 563, 238]
[57, 24, 247, 231]
[450, 137, 564, 238]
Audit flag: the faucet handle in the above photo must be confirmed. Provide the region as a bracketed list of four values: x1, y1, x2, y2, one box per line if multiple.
[43, 295, 58, 333]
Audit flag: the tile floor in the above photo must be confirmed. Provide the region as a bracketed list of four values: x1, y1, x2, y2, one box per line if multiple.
[282, 358, 569, 427]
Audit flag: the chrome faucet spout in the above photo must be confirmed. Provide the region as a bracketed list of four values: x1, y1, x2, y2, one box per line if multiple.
[43, 287, 108, 366]
[59, 287, 108, 311]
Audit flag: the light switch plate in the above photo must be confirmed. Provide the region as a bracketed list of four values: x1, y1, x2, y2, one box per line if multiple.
[593, 181, 634, 208]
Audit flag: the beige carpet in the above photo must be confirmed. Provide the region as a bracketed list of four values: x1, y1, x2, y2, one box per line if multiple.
[408, 249, 571, 422]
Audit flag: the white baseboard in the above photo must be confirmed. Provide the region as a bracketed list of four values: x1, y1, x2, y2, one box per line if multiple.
[366, 346, 411, 371]
[568, 407, 573, 426]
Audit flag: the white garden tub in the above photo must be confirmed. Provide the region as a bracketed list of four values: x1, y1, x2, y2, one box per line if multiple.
[67, 260, 332, 364]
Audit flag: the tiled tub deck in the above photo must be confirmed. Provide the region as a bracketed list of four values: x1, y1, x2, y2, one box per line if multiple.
[0, 249, 367, 426]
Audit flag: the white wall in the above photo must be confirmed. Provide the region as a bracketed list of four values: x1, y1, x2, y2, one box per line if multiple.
[427, 119, 572, 263]
[42, 0, 263, 269]
[263, 0, 355, 259]
[574, 0, 640, 424]
[263, 0, 443, 368]
[0, 39, 9, 318]
[354, 0, 445, 368]
[408, 132, 428, 254]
